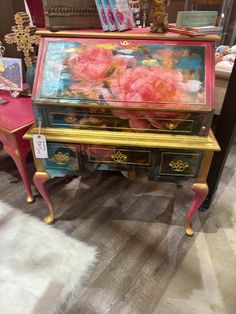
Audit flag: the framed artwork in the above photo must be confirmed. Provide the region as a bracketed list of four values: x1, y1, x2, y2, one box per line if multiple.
[0, 57, 23, 91]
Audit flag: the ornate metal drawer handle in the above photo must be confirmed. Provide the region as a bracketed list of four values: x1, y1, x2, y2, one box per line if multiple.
[120, 40, 131, 47]
[51, 152, 70, 165]
[64, 116, 77, 123]
[169, 160, 189, 172]
[111, 151, 128, 163]
[166, 123, 177, 130]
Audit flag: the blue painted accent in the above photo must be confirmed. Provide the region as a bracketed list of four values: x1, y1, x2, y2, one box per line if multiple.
[42, 143, 79, 176]
[41, 42, 80, 98]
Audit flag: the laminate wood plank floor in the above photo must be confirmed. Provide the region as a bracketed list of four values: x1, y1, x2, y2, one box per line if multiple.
[0, 144, 236, 314]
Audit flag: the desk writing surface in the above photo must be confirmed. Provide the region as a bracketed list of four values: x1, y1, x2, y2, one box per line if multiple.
[0, 91, 34, 132]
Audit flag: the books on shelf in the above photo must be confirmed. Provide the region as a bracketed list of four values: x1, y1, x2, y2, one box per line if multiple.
[96, 0, 135, 31]
[108, 0, 135, 31]
[168, 24, 223, 36]
[101, 0, 118, 31]
[176, 11, 218, 28]
[95, 0, 110, 31]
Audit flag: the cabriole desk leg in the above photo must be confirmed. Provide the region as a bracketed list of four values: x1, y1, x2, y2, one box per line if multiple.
[33, 171, 55, 224]
[185, 151, 213, 236]
[3, 144, 34, 203]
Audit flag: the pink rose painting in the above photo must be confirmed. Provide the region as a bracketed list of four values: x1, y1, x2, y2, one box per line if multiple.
[64, 42, 205, 132]
[66, 45, 113, 82]
[103, 66, 188, 106]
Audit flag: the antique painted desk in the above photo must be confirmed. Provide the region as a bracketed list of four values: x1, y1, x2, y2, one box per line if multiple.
[0, 91, 34, 202]
[24, 29, 220, 236]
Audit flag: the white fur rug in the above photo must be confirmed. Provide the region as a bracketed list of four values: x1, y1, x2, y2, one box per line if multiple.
[0, 200, 97, 314]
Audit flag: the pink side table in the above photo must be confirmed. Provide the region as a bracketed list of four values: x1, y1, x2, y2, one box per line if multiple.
[0, 91, 35, 202]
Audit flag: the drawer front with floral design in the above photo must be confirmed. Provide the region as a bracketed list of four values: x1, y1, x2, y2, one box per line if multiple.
[35, 106, 212, 136]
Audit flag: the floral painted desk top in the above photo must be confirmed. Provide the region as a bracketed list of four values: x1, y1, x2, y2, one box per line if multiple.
[33, 30, 216, 112]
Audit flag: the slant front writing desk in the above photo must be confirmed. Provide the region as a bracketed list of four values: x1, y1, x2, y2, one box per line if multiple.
[24, 29, 220, 236]
[0, 91, 34, 202]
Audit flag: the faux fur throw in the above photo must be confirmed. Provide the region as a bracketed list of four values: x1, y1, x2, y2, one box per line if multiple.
[0, 200, 97, 314]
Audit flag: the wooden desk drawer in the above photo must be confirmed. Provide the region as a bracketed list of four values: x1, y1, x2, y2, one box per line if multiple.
[86, 145, 151, 166]
[159, 151, 202, 177]
[42, 143, 79, 174]
[40, 143, 202, 179]
[43, 107, 211, 136]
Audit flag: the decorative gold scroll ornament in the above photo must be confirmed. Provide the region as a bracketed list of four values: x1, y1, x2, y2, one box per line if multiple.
[51, 152, 70, 165]
[111, 151, 128, 163]
[169, 160, 189, 172]
[4, 12, 40, 68]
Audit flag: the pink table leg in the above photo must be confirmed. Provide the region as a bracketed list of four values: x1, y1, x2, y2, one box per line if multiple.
[3, 140, 34, 203]
[185, 182, 209, 236]
[33, 171, 55, 224]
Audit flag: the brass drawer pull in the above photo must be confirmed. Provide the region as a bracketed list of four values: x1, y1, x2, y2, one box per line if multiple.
[51, 152, 70, 165]
[169, 160, 189, 172]
[64, 116, 77, 123]
[111, 151, 128, 163]
[166, 123, 177, 130]
[119, 40, 131, 47]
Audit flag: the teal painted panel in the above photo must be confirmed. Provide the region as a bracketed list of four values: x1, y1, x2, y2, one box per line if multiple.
[42, 142, 79, 176]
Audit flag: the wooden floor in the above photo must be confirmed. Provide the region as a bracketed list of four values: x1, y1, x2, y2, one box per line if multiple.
[0, 147, 215, 314]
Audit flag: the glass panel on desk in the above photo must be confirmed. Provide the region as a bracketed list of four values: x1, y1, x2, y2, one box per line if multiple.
[34, 38, 213, 112]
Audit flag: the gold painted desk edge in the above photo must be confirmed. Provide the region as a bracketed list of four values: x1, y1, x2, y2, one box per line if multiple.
[24, 127, 220, 151]
[36, 29, 220, 42]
